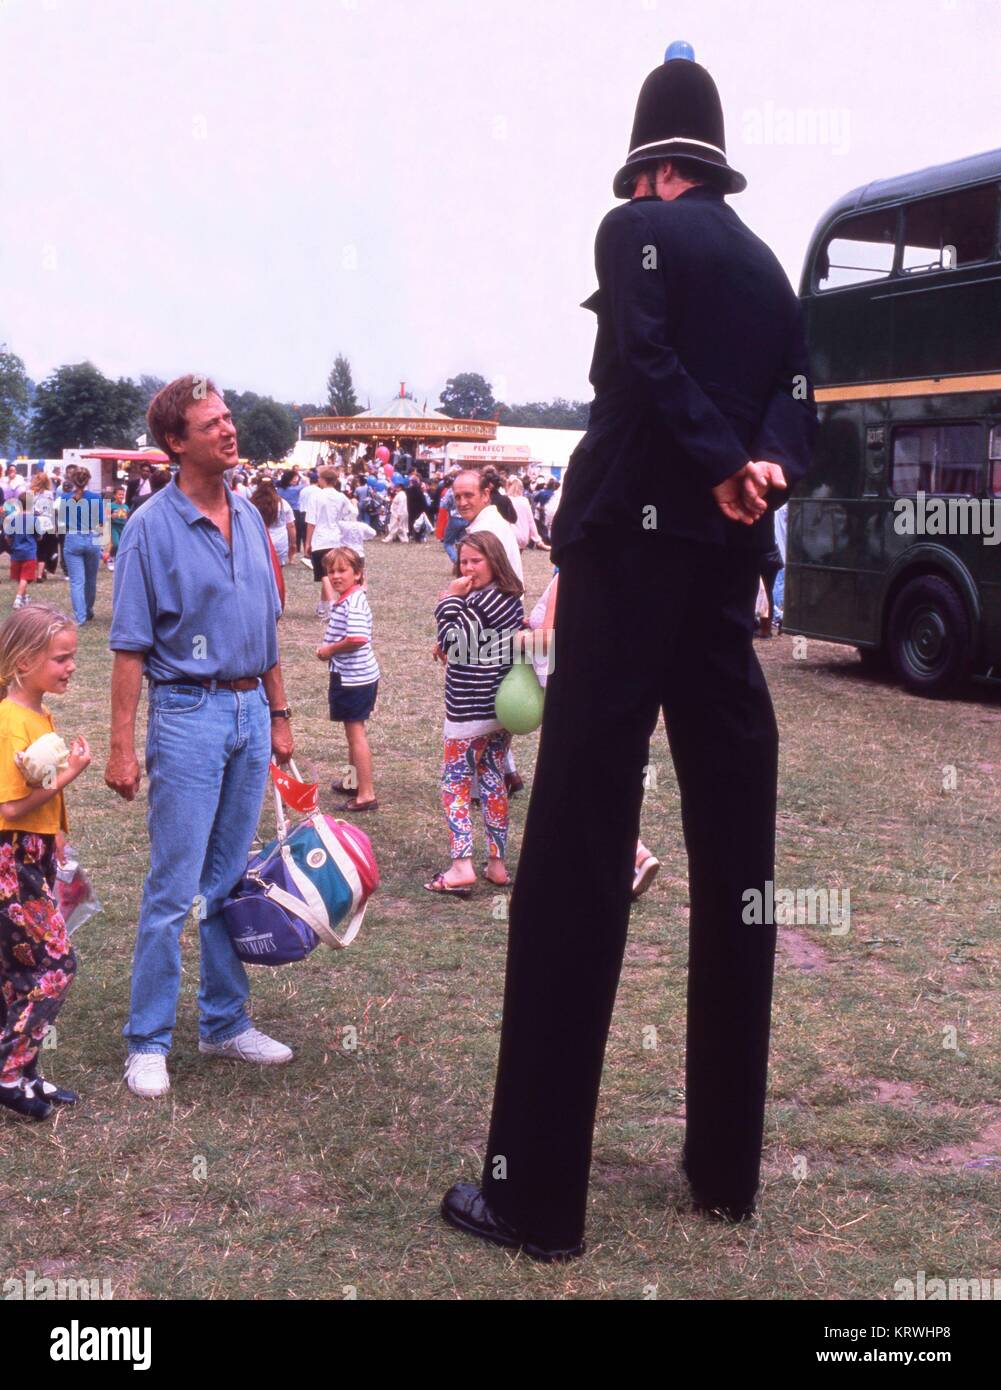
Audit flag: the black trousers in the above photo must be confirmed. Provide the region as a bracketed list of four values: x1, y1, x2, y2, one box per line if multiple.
[480, 530, 779, 1248]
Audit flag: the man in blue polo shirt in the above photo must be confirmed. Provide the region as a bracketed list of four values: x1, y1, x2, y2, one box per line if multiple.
[106, 375, 296, 1099]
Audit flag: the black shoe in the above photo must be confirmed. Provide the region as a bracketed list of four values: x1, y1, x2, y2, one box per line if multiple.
[691, 1193, 756, 1223]
[504, 773, 524, 796]
[28, 1077, 80, 1105]
[440, 1182, 585, 1263]
[0, 1083, 53, 1121]
[680, 1150, 756, 1223]
[24, 1061, 79, 1106]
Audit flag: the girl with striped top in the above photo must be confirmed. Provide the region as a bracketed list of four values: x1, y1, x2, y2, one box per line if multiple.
[315, 548, 380, 812]
[426, 532, 524, 897]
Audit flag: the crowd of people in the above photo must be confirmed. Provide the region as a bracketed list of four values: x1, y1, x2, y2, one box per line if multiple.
[0, 378, 582, 1116]
[226, 454, 562, 565]
[0, 384, 786, 1124]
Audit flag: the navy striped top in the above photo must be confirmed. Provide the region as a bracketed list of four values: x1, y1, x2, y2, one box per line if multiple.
[434, 583, 524, 737]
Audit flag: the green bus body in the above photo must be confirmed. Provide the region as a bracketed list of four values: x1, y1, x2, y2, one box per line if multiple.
[784, 148, 1001, 694]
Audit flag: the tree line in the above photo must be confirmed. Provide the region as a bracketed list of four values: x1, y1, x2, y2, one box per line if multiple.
[0, 347, 590, 467]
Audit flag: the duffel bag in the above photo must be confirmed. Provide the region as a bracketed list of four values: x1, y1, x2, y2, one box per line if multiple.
[222, 763, 378, 965]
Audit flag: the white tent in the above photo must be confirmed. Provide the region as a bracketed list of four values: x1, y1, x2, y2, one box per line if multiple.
[493, 425, 583, 477]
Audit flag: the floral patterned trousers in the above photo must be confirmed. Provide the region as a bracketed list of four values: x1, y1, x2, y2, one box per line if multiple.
[441, 730, 512, 862]
[0, 832, 76, 1084]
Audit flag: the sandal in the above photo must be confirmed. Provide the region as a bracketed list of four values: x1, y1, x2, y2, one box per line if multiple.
[482, 863, 511, 887]
[339, 797, 379, 813]
[632, 853, 660, 900]
[424, 872, 473, 898]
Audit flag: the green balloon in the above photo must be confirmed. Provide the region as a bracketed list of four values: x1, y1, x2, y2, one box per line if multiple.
[495, 663, 545, 734]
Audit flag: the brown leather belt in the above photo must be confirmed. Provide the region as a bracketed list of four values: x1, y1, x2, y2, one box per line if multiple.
[152, 676, 261, 691]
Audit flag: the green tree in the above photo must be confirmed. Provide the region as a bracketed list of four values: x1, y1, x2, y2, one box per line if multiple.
[223, 388, 259, 438]
[438, 372, 497, 420]
[129, 375, 167, 444]
[286, 401, 322, 428]
[496, 397, 591, 428]
[0, 346, 31, 457]
[326, 355, 360, 416]
[225, 390, 298, 464]
[28, 362, 144, 454]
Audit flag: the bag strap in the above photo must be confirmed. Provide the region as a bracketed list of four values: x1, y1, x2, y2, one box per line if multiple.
[269, 758, 310, 843]
[312, 816, 367, 947]
[271, 776, 289, 842]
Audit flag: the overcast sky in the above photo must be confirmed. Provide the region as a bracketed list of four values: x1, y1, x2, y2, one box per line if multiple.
[1, 0, 999, 410]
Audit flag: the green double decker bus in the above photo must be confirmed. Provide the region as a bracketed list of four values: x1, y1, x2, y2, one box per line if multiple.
[783, 148, 1001, 695]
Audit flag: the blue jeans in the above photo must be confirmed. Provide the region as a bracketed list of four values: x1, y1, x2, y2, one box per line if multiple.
[63, 533, 100, 623]
[125, 682, 273, 1054]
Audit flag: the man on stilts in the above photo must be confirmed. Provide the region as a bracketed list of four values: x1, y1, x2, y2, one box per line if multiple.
[441, 43, 818, 1259]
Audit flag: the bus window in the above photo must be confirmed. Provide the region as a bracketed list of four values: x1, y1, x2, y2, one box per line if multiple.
[817, 207, 896, 290]
[890, 424, 982, 496]
[900, 184, 999, 274]
[990, 426, 1001, 494]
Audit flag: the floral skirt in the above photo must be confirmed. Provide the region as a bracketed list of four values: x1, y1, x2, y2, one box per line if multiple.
[0, 831, 76, 1084]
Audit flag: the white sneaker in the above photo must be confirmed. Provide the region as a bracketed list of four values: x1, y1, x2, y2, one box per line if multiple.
[199, 1027, 293, 1065]
[124, 1052, 170, 1098]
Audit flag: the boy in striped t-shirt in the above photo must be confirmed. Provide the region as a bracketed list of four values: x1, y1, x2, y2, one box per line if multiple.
[315, 548, 379, 812]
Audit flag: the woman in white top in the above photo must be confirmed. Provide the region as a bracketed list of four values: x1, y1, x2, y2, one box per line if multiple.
[28, 471, 58, 580]
[506, 476, 549, 551]
[305, 466, 355, 578]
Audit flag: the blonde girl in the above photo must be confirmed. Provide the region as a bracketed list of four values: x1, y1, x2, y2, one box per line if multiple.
[0, 605, 90, 1121]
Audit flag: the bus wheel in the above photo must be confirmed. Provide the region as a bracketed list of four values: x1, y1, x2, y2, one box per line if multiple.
[888, 576, 971, 697]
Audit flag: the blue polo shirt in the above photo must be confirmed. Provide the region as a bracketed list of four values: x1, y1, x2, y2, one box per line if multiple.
[109, 477, 281, 683]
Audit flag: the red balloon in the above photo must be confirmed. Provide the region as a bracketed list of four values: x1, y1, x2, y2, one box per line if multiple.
[375, 445, 391, 463]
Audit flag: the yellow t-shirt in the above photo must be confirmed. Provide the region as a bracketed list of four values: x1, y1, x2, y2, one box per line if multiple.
[0, 698, 68, 834]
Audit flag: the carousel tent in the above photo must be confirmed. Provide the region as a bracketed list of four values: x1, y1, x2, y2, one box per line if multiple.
[303, 387, 497, 451]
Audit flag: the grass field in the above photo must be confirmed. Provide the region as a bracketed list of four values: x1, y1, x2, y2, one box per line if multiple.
[0, 541, 998, 1302]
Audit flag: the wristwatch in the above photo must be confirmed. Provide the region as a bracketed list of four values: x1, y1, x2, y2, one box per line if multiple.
[270, 706, 292, 721]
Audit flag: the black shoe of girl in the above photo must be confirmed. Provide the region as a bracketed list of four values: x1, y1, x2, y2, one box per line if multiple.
[28, 1077, 80, 1105]
[0, 1082, 53, 1121]
[24, 1060, 79, 1105]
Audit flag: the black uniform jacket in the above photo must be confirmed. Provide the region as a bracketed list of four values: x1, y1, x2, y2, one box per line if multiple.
[552, 186, 818, 562]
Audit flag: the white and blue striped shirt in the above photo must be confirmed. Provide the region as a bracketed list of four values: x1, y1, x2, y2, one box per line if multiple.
[324, 588, 380, 687]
